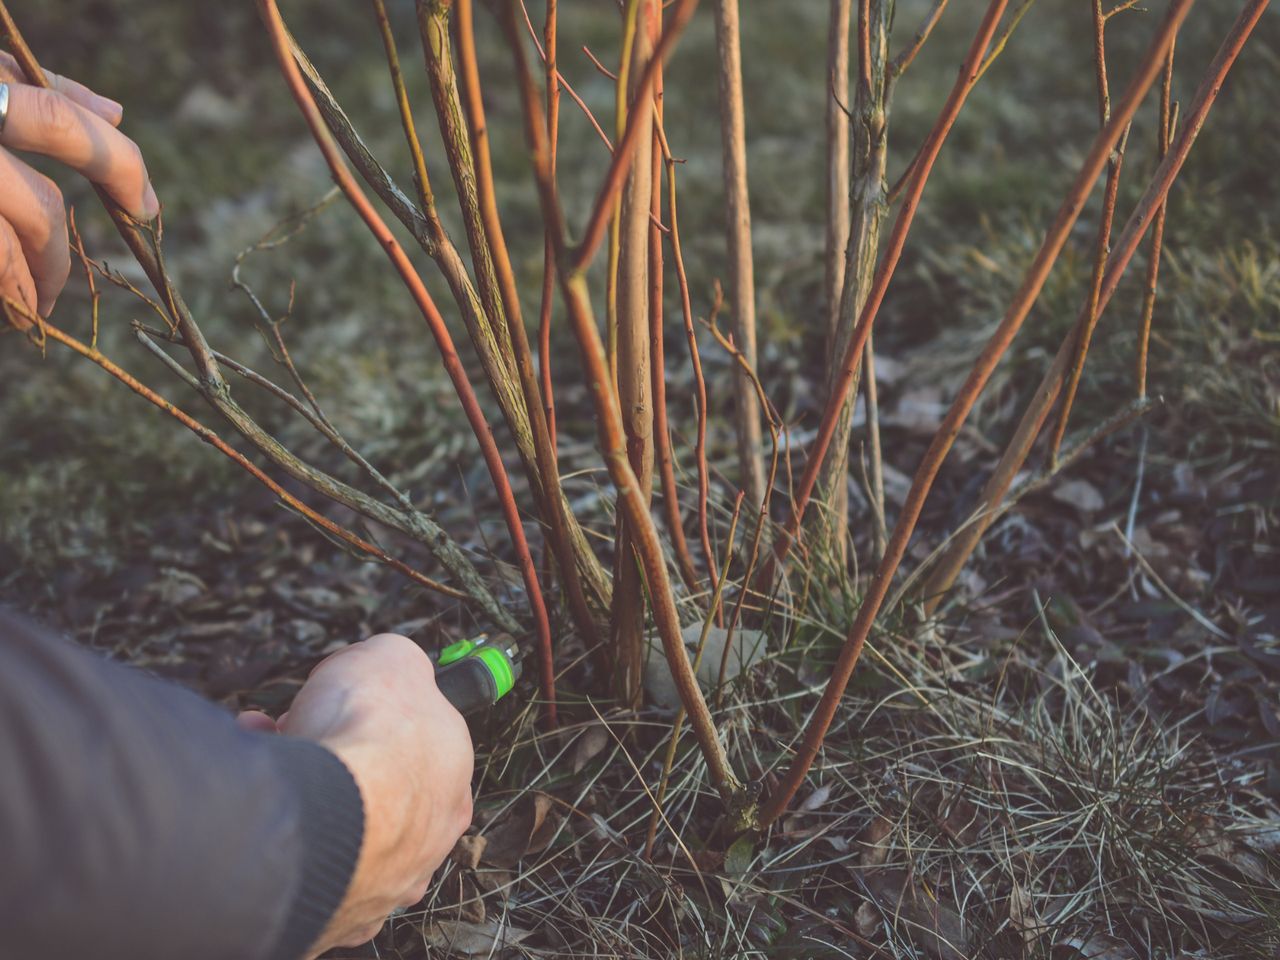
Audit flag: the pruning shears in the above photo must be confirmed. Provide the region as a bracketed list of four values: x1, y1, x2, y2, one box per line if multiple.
[431, 633, 523, 716]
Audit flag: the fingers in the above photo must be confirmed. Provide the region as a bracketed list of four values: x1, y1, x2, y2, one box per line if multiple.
[0, 84, 158, 220]
[0, 147, 69, 315]
[0, 52, 123, 126]
[0, 214, 37, 320]
[235, 710, 279, 734]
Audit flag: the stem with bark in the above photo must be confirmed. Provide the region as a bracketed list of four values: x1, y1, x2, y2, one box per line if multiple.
[760, 0, 1194, 827]
[257, 0, 557, 721]
[812, 0, 890, 568]
[609, 0, 660, 707]
[498, 0, 747, 816]
[918, 0, 1262, 613]
[452, 0, 601, 654]
[711, 0, 765, 508]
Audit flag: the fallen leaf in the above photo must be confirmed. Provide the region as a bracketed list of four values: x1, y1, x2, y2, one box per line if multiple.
[854, 900, 880, 938]
[451, 834, 487, 870]
[861, 869, 968, 960]
[860, 816, 893, 867]
[471, 867, 514, 896]
[481, 792, 559, 867]
[423, 919, 532, 957]
[1052, 478, 1105, 514]
[800, 784, 832, 812]
[457, 876, 485, 923]
[570, 722, 610, 774]
[1009, 883, 1041, 951]
[1057, 933, 1138, 960]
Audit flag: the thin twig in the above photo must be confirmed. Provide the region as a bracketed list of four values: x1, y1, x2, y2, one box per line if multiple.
[4, 302, 468, 604]
[644, 491, 745, 859]
[889, 0, 951, 78]
[1137, 50, 1177, 399]
[500, 1, 745, 812]
[761, 0, 1194, 828]
[776, 0, 1010, 563]
[656, 118, 716, 597]
[1047, 0, 1130, 463]
[258, 0, 557, 721]
[571, 0, 700, 273]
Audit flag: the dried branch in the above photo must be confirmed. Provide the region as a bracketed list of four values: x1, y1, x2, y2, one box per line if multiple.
[4, 303, 467, 604]
[453, 0, 599, 655]
[257, 0, 557, 722]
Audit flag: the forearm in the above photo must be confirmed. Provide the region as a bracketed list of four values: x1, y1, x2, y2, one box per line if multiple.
[0, 610, 363, 960]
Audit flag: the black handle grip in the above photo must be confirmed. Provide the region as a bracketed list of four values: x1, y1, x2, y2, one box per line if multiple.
[435, 656, 500, 716]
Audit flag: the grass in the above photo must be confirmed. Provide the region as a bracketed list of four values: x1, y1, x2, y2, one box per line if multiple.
[2, 1, 1278, 956]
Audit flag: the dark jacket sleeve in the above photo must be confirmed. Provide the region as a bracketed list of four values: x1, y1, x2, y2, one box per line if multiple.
[0, 611, 364, 960]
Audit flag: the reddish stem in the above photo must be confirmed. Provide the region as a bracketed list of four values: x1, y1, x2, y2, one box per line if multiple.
[257, 0, 556, 724]
[760, 0, 1195, 827]
[776, 0, 1009, 561]
[571, 0, 700, 273]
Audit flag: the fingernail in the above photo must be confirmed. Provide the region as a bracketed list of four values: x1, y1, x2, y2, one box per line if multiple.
[98, 95, 124, 124]
[142, 182, 160, 220]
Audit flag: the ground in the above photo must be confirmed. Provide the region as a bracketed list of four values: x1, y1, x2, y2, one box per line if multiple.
[1, 1, 1278, 957]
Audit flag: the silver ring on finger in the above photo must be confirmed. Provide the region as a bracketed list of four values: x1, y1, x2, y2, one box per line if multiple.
[0, 83, 9, 136]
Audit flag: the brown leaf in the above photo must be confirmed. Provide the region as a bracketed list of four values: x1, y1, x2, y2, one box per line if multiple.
[451, 834, 487, 870]
[1008, 883, 1041, 952]
[457, 876, 485, 924]
[861, 869, 968, 960]
[860, 815, 893, 868]
[1057, 933, 1138, 960]
[471, 867, 514, 896]
[570, 722, 610, 774]
[423, 919, 531, 957]
[480, 792, 559, 868]
[854, 900, 880, 938]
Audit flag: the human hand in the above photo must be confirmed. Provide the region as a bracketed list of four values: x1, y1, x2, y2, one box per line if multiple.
[241, 634, 475, 956]
[0, 52, 158, 318]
